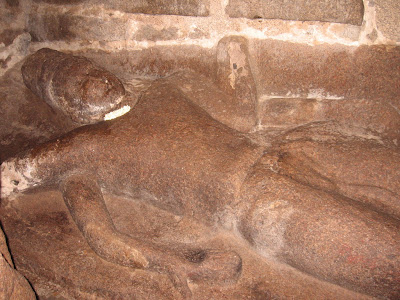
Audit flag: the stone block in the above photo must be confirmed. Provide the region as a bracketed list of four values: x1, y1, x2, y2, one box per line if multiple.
[260, 97, 400, 142]
[226, 0, 364, 25]
[80, 46, 216, 80]
[134, 25, 179, 41]
[33, 0, 210, 16]
[260, 98, 317, 127]
[28, 13, 129, 42]
[102, 0, 210, 16]
[375, 0, 400, 42]
[166, 71, 257, 132]
[215, 36, 257, 111]
[251, 39, 400, 105]
[319, 98, 400, 142]
[0, 227, 36, 300]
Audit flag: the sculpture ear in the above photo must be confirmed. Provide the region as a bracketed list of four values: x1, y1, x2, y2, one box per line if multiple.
[21, 48, 129, 125]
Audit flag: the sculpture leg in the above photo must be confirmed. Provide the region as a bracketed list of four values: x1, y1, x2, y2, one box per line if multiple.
[238, 157, 400, 297]
[61, 173, 242, 289]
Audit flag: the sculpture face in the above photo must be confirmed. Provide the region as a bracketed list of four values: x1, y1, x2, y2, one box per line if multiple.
[1, 49, 399, 299]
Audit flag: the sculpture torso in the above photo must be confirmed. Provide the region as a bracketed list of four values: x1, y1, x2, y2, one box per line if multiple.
[18, 80, 263, 222]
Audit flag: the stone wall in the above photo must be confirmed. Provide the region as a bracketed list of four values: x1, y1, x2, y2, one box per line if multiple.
[1, 0, 400, 144]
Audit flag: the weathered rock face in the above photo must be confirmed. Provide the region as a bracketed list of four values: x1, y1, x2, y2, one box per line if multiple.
[226, 0, 364, 25]
[1, 50, 400, 299]
[0, 61, 77, 163]
[0, 226, 36, 300]
[1, 0, 400, 298]
[21, 48, 126, 125]
[33, 0, 210, 16]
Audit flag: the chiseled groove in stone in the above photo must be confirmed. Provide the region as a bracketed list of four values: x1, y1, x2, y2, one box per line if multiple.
[225, 0, 364, 26]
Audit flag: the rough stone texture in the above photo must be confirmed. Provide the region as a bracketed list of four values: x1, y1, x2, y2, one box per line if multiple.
[0, 226, 36, 300]
[260, 97, 400, 142]
[0, 0, 31, 76]
[251, 40, 400, 116]
[375, 0, 400, 42]
[33, 0, 210, 16]
[0, 61, 76, 162]
[0, 0, 25, 38]
[226, 0, 364, 25]
[165, 71, 257, 132]
[101, 0, 210, 17]
[0, 32, 31, 77]
[260, 98, 318, 128]
[215, 36, 257, 126]
[28, 13, 130, 42]
[79, 46, 216, 81]
[24, 0, 365, 49]
[319, 98, 400, 142]
[1, 56, 400, 298]
[0, 191, 369, 300]
[21, 48, 126, 125]
[0, 29, 25, 47]
[273, 122, 400, 219]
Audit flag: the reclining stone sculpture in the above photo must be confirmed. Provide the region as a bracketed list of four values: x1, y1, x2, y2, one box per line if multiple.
[1, 48, 399, 298]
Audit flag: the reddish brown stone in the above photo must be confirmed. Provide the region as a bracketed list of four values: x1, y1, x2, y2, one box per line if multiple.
[0, 62, 76, 162]
[375, 0, 400, 42]
[100, 0, 210, 16]
[2, 49, 400, 299]
[80, 46, 216, 81]
[0, 227, 36, 300]
[5, 0, 19, 7]
[2, 74, 399, 298]
[166, 71, 257, 132]
[32, 0, 209, 16]
[0, 29, 24, 46]
[28, 13, 128, 42]
[134, 25, 179, 41]
[226, 0, 364, 25]
[260, 98, 318, 128]
[215, 36, 257, 127]
[21, 48, 126, 125]
[274, 122, 400, 219]
[260, 97, 400, 141]
[0, 191, 369, 299]
[251, 40, 400, 110]
[320, 98, 400, 141]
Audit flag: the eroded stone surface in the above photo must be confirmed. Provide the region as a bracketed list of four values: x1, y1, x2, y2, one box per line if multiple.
[260, 97, 400, 142]
[22, 48, 126, 125]
[251, 39, 400, 109]
[1, 66, 400, 298]
[166, 70, 256, 132]
[375, 0, 400, 42]
[0, 226, 36, 300]
[215, 36, 257, 122]
[0, 61, 76, 162]
[79, 46, 216, 81]
[1, 48, 400, 299]
[0, 191, 371, 300]
[226, 0, 364, 25]
[33, 0, 210, 16]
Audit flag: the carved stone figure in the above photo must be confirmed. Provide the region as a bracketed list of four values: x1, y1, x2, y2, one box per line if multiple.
[1, 49, 399, 299]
